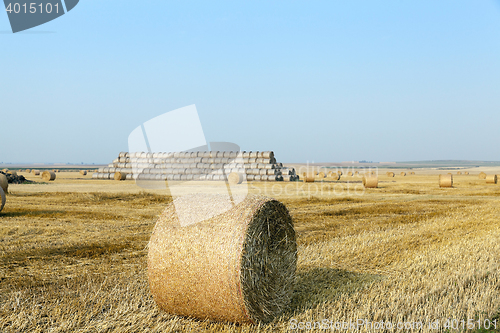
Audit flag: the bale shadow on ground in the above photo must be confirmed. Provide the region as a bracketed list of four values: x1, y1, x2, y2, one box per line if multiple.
[288, 267, 384, 313]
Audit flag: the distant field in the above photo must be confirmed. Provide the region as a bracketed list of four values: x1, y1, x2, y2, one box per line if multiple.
[1, 169, 500, 332]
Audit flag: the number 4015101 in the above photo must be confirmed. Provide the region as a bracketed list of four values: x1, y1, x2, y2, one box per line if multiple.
[6, 2, 60, 14]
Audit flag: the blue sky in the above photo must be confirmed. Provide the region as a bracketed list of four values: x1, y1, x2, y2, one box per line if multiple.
[1, 1, 499, 164]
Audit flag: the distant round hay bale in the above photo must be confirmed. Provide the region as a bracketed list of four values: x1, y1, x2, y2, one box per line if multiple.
[457, 171, 461, 175]
[228, 172, 244, 185]
[304, 173, 315, 182]
[148, 194, 297, 324]
[0, 174, 8, 194]
[386, 172, 395, 177]
[479, 172, 487, 179]
[0, 187, 5, 212]
[355, 171, 359, 175]
[42, 171, 56, 181]
[92, 173, 98, 179]
[337, 171, 342, 175]
[464, 171, 469, 175]
[317, 172, 325, 178]
[347, 171, 353, 176]
[31, 170, 39, 176]
[400, 172, 406, 176]
[26, 169, 31, 173]
[410, 172, 415, 175]
[7, 170, 17, 176]
[114, 172, 127, 181]
[80, 170, 87, 176]
[1, 169, 8, 173]
[362, 175, 378, 188]
[486, 175, 497, 184]
[439, 174, 453, 188]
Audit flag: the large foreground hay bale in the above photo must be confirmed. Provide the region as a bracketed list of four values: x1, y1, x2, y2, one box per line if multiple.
[479, 172, 487, 179]
[0, 187, 5, 212]
[486, 175, 497, 184]
[0, 174, 8, 194]
[42, 171, 56, 181]
[228, 172, 244, 185]
[362, 175, 378, 188]
[148, 194, 297, 324]
[439, 174, 453, 188]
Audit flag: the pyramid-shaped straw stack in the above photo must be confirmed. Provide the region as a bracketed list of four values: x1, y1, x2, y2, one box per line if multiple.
[93, 151, 299, 182]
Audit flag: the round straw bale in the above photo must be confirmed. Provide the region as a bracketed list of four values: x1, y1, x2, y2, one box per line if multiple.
[33, 170, 40, 176]
[92, 173, 98, 179]
[400, 172, 406, 176]
[80, 170, 87, 176]
[464, 171, 469, 175]
[42, 171, 56, 181]
[486, 174, 497, 184]
[347, 171, 353, 176]
[479, 172, 487, 179]
[246, 174, 255, 181]
[337, 171, 342, 175]
[355, 171, 359, 175]
[0, 174, 8, 194]
[362, 176, 378, 188]
[0, 187, 5, 212]
[26, 169, 31, 173]
[249, 152, 258, 158]
[457, 171, 461, 175]
[228, 172, 244, 185]
[439, 174, 453, 188]
[254, 175, 262, 181]
[114, 172, 127, 181]
[410, 172, 415, 175]
[148, 194, 296, 324]
[386, 172, 395, 177]
[317, 172, 325, 178]
[7, 170, 17, 176]
[304, 173, 315, 182]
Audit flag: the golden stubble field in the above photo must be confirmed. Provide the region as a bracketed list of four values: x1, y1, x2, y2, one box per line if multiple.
[1, 168, 500, 332]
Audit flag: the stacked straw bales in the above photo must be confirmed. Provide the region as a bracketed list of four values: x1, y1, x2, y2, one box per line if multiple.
[362, 175, 378, 188]
[479, 172, 487, 179]
[0, 187, 5, 212]
[94, 151, 298, 182]
[148, 194, 297, 324]
[486, 175, 497, 184]
[439, 174, 453, 188]
[0, 174, 8, 194]
[42, 171, 56, 181]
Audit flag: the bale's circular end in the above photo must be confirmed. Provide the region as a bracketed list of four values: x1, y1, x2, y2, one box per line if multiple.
[304, 173, 315, 182]
[42, 171, 56, 181]
[0, 187, 5, 212]
[147, 194, 297, 324]
[80, 170, 87, 176]
[228, 172, 244, 185]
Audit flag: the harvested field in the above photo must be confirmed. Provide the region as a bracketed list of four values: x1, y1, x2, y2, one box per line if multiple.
[0, 170, 499, 332]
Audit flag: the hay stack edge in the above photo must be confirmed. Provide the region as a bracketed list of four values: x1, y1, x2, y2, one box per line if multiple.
[148, 194, 297, 324]
[0, 187, 5, 212]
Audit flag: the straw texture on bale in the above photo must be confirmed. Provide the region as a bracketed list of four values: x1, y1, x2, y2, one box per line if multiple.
[148, 194, 297, 324]
[486, 175, 497, 184]
[42, 171, 56, 181]
[304, 173, 315, 182]
[362, 176, 378, 188]
[0, 187, 5, 212]
[0, 174, 8, 194]
[80, 170, 87, 176]
[32, 170, 40, 176]
[400, 172, 406, 176]
[439, 174, 453, 188]
[228, 172, 244, 185]
[114, 172, 127, 181]
[479, 172, 487, 179]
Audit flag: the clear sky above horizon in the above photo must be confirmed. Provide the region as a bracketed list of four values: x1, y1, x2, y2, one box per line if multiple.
[1, 1, 499, 164]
